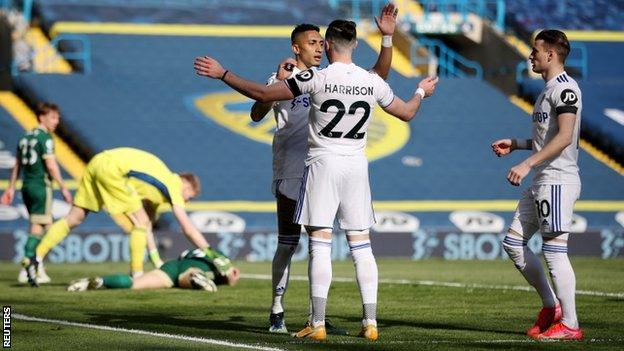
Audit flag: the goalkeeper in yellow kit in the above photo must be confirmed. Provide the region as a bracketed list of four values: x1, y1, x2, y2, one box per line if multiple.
[24, 147, 231, 285]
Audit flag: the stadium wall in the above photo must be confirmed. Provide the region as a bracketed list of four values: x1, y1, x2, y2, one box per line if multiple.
[1, 227, 623, 263]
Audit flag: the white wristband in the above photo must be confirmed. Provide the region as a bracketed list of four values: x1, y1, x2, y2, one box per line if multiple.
[415, 87, 425, 99]
[382, 35, 393, 48]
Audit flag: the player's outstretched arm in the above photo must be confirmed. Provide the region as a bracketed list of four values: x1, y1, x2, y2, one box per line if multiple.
[371, 3, 398, 79]
[506, 114, 575, 186]
[250, 58, 298, 121]
[44, 157, 72, 203]
[172, 204, 210, 249]
[194, 56, 294, 103]
[382, 76, 438, 121]
[492, 139, 532, 157]
[0, 157, 21, 205]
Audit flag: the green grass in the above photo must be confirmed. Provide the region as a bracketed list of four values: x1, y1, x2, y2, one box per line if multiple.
[2, 258, 624, 350]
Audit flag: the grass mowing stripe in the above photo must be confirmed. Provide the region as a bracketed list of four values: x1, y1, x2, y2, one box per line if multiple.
[240, 273, 624, 299]
[14, 314, 285, 351]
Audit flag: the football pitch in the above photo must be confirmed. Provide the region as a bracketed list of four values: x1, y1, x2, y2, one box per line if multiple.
[2, 258, 623, 350]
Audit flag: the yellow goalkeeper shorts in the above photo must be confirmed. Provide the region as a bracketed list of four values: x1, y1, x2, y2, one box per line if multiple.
[74, 152, 142, 215]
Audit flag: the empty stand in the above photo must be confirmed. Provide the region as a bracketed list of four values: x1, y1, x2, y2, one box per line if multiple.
[12, 29, 623, 229]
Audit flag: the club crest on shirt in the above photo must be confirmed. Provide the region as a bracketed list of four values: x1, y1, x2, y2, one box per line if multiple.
[190, 91, 410, 161]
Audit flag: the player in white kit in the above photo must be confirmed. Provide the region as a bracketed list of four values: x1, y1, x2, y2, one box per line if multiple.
[194, 20, 438, 341]
[492, 29, 583, 340]
[249, 4, 398, 334]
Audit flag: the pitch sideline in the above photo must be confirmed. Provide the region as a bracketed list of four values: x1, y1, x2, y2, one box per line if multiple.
[15, 313, 623, 347]
[240, 273, 624, 299]
[14, 313, 285, 351]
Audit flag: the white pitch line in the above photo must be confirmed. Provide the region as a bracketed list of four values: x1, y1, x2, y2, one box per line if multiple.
[14, 314, 285, 351]
[240, 273, 624, 299]
[289, 337, 623, 346]
[16, 314, 623, 347]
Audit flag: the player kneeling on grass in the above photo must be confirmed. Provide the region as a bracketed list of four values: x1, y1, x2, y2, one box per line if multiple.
[68, 248, 240, 292]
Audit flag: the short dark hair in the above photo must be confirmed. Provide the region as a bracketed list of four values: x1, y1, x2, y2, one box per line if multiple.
[36, 102, 59, 120]
[325, 19, 357, 46]
[291, 23, 320, 43]
[535, 29, 570, 62]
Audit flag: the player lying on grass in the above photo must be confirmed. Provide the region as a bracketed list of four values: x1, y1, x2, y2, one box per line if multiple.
[68, 248, 240, 292]
[24, 147, 228, 286]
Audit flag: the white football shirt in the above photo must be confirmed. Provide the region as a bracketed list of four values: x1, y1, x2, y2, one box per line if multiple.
[531, 71, 582, 185]
[285, 62, 394, 164]
[268, 67, 311, 180]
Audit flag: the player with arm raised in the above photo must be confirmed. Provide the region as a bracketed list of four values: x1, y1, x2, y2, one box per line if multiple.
[195, 19, 437, 341]
[1, 102, 72, 284]
[492, 29, 583, 340]
[250, 3, 398, 334]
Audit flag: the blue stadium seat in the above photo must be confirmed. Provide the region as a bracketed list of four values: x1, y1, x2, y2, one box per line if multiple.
[34, 0, 337, 25]
[13, 31, 624, 229]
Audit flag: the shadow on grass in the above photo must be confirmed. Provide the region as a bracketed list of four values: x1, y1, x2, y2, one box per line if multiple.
[84, 311, 269, 336]
[338, 316, 526, 337]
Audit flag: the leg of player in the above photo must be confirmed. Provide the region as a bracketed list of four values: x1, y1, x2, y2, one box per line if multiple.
[346, 230, 379, 341]
[504, 188, 561, 337]
[294, 227, 331, 341]
[26, 206, 88, 287]
[18, 222, 48, 284]
[269, 192, 301, 333]
[131, 270, 174, 289]
[126, 209, 151, 278]
[35, 206, 88, 261]
[20, 182, 54, 284]
[68, 270, 173, 292]
[502, 228, 560, 338]
[537, 233, 583, 340]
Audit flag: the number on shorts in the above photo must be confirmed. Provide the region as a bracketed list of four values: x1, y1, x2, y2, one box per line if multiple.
[319, 99, 371, 139]
[535, 200, 550, 218]
[19, 139, 38, 165]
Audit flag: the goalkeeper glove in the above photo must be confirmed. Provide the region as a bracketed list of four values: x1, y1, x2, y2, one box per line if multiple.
[149, 249, 164, 269]
[203, 246, 233, 277]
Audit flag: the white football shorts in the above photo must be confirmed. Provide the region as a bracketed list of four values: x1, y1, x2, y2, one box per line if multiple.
[294, 154, 375, 230]
[509, 184, 581, 236]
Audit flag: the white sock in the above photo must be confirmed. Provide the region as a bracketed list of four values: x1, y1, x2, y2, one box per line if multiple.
[543, 237, 578, 329]
[349, 239, 378, 326]
[271, 235, 299, 314]
[503, 235, 557, 307]
[309, 237, 332, 327]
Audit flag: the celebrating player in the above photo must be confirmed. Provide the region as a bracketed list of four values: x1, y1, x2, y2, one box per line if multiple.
[24, 147, 231, 285]
[68, 248, 240, 292]
[195, 18, 437, 341]
[492, 29, 583, 340]
[250, 3, 398, 334]
[1, 102, 72, 284]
